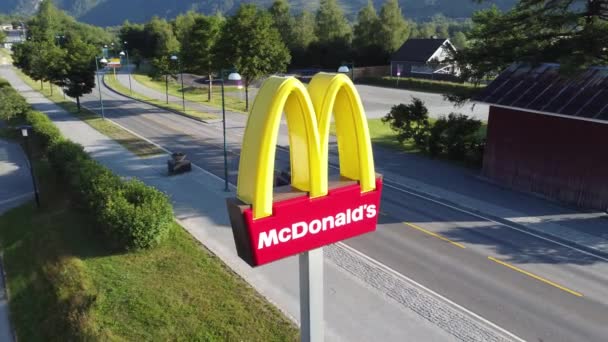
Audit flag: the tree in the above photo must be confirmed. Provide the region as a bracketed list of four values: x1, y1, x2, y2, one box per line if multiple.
[173, 11, 202, 46]
[458, 0, 608, 82]
[378, 0, 410, 53]
[315, 0, 352, 45]
[0, 30, 6, 44]
[382, 97, 431, 149]
[181, 15, 224, 101]
[144, 17, 179, 76]
[353, 1, 381, 50]
[353, 1, 388, 66]
[215, 4, 291, 111]
[292, 10, 317, 50]
[60, 37, 97, 111]
[269, 0, 296, 47]
[451, 31, 468, 49]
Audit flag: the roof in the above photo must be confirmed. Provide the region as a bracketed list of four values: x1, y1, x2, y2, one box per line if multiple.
[475, 63, 608, 122]
[391, 39, 451, 63]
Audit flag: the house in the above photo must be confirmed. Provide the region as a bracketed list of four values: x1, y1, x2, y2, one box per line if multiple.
[2, 29, 25, 49]
[475, 63, 608, 211]
[390, 38, 458, 80]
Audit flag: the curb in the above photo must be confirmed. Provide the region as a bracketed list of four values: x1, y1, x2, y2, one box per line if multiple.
[102, 75, 219, 124]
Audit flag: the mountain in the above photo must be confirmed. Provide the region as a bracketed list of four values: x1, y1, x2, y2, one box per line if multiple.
[0, 0, 517, 26]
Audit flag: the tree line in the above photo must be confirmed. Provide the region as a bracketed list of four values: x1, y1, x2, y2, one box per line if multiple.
[11, 0, 112, 110]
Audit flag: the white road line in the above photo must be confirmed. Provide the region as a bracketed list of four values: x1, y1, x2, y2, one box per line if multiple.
[0, 192, 33, 206]
[381, 181, 608, 262]
[338, 242, 526, 342]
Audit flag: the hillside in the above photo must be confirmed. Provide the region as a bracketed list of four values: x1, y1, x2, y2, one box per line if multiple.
[1, 0, 516, 26]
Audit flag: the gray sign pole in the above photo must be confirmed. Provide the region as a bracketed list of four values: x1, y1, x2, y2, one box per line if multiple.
[299, 248, 324, 342]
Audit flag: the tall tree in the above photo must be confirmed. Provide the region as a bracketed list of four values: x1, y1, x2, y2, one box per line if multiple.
[378, 0, 410, 53]
[269, 0, 296, 47]
[145, 17, 180, 77]
[60, 37, 97, 111]
[458, 0, 608, 82]
[215, 4, 290, 111]
[173, 11, 202, 46]
[292, 10, 317, 50]
[0, 30, 6, 44]
[353, 1, 381, 51]
[315, 0, 352, 45]
[181, 14, 223, 101]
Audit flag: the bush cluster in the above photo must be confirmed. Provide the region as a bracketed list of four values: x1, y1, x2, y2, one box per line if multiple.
[383, 97, 486, 167]
[0, 79, 30, 122]
[1, 79, 173, 250]
[358, 76, 483, 99]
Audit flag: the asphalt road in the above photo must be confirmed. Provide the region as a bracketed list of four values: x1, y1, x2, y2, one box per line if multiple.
[46, 70, 608, 341]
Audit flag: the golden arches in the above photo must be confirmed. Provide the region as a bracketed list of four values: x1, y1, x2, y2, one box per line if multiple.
[236, 73, 376, 219]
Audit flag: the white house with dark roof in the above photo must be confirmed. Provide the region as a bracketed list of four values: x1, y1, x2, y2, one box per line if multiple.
[390, 38, 458, 79]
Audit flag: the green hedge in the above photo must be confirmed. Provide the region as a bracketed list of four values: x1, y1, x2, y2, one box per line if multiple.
[17, 100, 174, 250]
[358, 76, 483, 98]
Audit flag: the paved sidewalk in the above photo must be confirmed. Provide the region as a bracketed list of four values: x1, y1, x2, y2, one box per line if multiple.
[1, 68, 524, 341]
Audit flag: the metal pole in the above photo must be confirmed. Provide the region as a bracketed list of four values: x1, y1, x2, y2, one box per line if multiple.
[166, 74, 169, 104]
[299, 249, 324, 342]
[95, 57, 105, 119]
[180, 64, 185, 112]
[24, 137, 40, 208]
[221, 70, 229, 192]
[351, 61, 355, 83]
[126, 50, 132, 94]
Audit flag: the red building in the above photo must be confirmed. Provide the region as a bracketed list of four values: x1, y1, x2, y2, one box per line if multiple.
[476, 63, 608, 211]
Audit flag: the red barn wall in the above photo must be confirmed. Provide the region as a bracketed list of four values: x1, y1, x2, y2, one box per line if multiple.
[483, 106, 608, 211]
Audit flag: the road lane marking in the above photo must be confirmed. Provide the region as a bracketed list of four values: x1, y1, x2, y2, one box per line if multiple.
[381, 181, 608, 262]
[403, 222, 466, 249]
[487, 256, 583, 297]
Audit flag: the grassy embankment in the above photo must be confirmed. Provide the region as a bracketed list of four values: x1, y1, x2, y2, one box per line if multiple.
[0, 160, 298, 341]
[103, 73, 216, 121]
[14, 68, 162, 157]
[133, 73, 248, 113]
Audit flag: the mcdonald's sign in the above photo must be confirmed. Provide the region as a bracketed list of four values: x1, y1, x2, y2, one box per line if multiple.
[226, 72, 382, 267]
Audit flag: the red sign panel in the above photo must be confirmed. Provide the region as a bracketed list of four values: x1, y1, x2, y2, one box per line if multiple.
[227, 178, 382, 266]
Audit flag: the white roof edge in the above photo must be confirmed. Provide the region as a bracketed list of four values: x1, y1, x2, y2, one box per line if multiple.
[426, 39, 454, 63]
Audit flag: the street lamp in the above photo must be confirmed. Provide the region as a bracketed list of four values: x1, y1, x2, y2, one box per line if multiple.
[119, 50, 132, 94]
[18, 125, 40, 208]
[170, 55, 185, 111]
[338, 61, 355, 82]
[219, 69, 242, 191]
[95, 56, 108, 119]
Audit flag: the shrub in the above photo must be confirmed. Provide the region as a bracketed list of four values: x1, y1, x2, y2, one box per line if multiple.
[382, 97, 431, 149]
[0, 81, 29, 121]
[25, 111, 63, 150]
[429, 113, 485, 165]
[100, 180, 173, 250]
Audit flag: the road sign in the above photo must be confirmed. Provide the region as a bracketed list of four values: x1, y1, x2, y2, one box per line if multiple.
[226, 72, 382, 342]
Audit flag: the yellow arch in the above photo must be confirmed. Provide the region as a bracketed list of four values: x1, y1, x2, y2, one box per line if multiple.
[307, 73, 376, 193]
[237, 76, 324, 219]
[236, 73, 376, 220]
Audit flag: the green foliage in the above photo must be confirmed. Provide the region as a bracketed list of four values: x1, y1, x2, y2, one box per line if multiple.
[457, 0, 608, 83]
[315, 0, 352, 45]
[216, 4, 290, 109]
[25, 110, 63, 150]
[0, 79, 29, 121]
[9, 90, 174, 250]
[172, 10, 202, 46]
[181, 14, 223, 100]
[428, 113, 485, 165]
[100, 179, 174, 249]
[382, 98, 431, 148]
[0, 30, 6, 43]
[269, 0, 296, 47]
[61, 37, 97, 109]
[378, 0, 410, 53]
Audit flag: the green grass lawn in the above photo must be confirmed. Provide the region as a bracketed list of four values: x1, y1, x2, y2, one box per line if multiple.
[0, 152, 298, 341]
[133, 73, 249, 113]
[104, 74, 216, 121]
[0, 48, 12, 64]
[331, 118, 419, 152]
[14, 69, 163, 157]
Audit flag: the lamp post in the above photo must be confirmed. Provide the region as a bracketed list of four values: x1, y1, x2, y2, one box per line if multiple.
[338, 61, 355, 82]
[219, 69, 242, 191]
[19, 126, 40, 208]
[171, 55, 185, 111]
[119, 49, 132, 95]
[95, 56, 108, 119]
